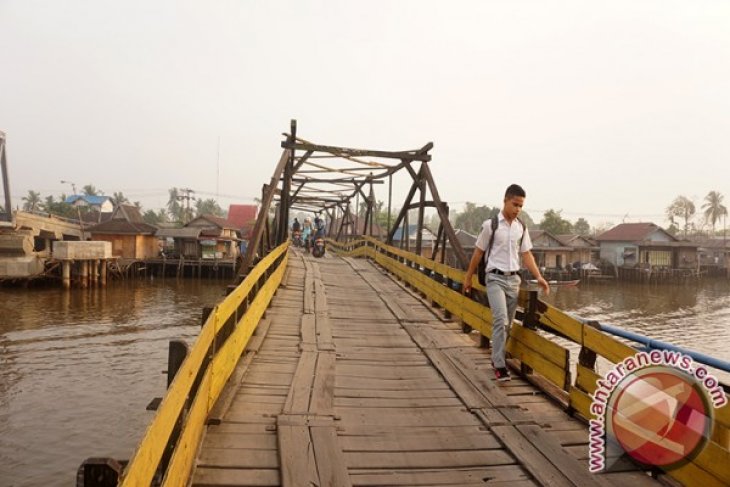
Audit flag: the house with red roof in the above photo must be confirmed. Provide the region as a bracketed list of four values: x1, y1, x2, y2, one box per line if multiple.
[227, 204, 258, 240]
[595, 223, 698, 269]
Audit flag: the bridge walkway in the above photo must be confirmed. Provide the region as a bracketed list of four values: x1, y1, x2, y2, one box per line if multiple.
[191, 252, 658, 487]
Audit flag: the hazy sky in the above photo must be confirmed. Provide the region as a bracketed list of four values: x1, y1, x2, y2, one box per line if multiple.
[2, 1, 729, 228]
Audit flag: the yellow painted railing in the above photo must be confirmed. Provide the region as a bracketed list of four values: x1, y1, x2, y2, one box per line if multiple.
[120, 242, 290, 487]
[329, 236, 730, 486]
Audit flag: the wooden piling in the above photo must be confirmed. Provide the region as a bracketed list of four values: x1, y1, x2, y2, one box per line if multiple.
[100, 261, 107, 286]
[80, 261, 88, 288]
[62, 261, 71, 289]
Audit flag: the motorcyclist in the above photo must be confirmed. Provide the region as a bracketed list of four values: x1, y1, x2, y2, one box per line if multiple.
[314, 219, 326, 239]
[302, 217, 313, 252]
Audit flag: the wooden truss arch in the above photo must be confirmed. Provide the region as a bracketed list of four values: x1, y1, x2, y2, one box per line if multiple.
[239, 120, 468, 277]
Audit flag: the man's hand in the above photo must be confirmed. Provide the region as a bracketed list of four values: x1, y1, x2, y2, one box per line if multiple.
[536, 276, 550, 295]
[463, 273, 473, 294]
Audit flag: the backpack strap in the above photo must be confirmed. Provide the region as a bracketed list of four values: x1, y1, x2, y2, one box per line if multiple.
[484, 215, 499, 268]
[485, 216, 527, 266]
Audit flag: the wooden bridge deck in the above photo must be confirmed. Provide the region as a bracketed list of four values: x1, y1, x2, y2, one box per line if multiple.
[191, 252, 659, 487]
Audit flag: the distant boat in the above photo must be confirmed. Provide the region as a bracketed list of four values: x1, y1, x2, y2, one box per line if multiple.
[529, 279, 580, 287]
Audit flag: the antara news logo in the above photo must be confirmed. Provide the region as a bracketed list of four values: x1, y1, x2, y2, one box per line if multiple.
[588, 349, 728, 473]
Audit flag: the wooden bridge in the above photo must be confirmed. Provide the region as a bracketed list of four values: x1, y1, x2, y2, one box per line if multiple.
[82, 123, 730, 487]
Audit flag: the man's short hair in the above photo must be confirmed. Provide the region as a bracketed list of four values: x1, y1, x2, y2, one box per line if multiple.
[505, 184, 526, 199]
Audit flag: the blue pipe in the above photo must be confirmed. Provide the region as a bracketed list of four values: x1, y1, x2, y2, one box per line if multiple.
[595, 322, 730, 374]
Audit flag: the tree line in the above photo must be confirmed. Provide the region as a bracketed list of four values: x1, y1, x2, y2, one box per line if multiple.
[18, 186, 226, 225]
[355, 200, 591, 237]
[354, 193, 727, 240]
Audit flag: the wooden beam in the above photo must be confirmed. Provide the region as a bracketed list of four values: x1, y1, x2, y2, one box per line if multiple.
[421, 162, 469, 269]
[297, 166, 387, 173]
[386, 173, 421, 244]
[240, 149, 290, 276]
[300, 160, 369, 177]
[292, 150, 314, 173]
[415, 169, 426, 255]
[288, 135, 398, 167]
[281, 141, 431, 162]
[431, 221, 444, 261]
[292, 177, 385, 185]
[290, 181, 306, 200]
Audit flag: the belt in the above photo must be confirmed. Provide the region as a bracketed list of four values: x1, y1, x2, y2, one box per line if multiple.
[489, 269, 519, 276]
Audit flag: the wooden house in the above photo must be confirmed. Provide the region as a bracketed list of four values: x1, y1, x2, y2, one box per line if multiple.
[88, 205, 158, 259]
[529, 230, 573, 270]
[182, 215, 240, 259]
[595, 223, 698, 269]
[156, 227, 203, 259]
[696, 238, 730, 275]
[557, 234, 600, 266]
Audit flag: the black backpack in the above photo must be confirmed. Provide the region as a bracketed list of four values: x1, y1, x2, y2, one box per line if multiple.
[477, 215, 525, 285]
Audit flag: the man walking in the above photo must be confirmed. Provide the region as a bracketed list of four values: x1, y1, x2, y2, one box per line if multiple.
[463, 184, 550, 381]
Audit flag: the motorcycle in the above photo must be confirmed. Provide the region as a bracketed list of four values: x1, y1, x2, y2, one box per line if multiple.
[312, 236, 326, 258]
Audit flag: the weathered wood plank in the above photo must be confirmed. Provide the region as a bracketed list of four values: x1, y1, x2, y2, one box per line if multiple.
[343, 449, 515, 469]
[340, 431, 501, 451]
[197, 448, 278, 468]
[310, 352, 336, 415]
[300, 314, 316, 345]
[346, 466, 532, 486]
[282, 350, 317, 414]
[192, 467, 280, 487]
[202, 432, 278, 450]
[490, 425, 572, 486]
[516, 424, 604, 486]
[310, 426, 353, 487]
[277, 421, 319, 487]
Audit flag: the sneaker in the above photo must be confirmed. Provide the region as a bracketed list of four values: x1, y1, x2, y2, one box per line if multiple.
[494, 367, 511, 382]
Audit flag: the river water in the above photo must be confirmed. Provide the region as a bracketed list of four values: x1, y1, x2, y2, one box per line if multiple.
[542, 279, 730, 384]
[0, 279, 227, 487]
[1, 278, 729, 486]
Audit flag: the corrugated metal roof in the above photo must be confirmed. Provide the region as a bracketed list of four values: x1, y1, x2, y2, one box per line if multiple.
[88, 220, 157, 235]
[187, 214, 238, 229]
[595, 223, 677, 242]
[64, 195, 112, 206]
[156, 227, 202, 239]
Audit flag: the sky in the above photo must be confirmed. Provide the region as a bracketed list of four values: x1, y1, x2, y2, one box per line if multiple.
[2, 0, 730, 229]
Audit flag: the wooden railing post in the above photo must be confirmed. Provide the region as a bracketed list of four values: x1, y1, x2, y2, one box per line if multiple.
[520, 291, 539, 375]
[76, 458, 123, 487]
[578, 320, 599, 372]
[167, 340, 189, 388]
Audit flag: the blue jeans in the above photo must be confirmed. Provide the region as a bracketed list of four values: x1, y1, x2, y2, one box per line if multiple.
[486, 273, 521, 369]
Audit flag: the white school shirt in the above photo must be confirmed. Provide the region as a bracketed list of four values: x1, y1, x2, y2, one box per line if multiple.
[474, 212, 533, 272]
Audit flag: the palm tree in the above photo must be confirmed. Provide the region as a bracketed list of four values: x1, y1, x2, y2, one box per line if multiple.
[666, 195, 695, 238]
[167, 187, 184, 223]
[702, 191, 727, 236]
[111, 191, 129, 206]
[82, 184, 100, 196]
[22, 190, 42, 212]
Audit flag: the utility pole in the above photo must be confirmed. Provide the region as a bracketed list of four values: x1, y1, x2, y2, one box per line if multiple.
[176, 188, 195, 224]
[1, 132, 12, 222]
